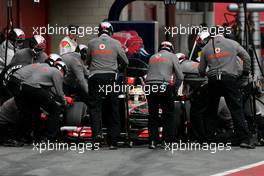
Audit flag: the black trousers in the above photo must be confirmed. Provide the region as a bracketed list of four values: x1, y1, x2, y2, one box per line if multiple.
[147, 85, 177, 143]
[7, 79, 62, 140]
[88, 73, 120, 145]
[207, 75, 250, 143]
[189, 84, 210, 140]
[0, 124, 17, 142]
[0, 124, 8, 142]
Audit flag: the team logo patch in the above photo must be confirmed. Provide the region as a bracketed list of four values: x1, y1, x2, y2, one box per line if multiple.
[61, 41, 70, 48]
[215, 47, 221, 53]
[99, 44, 106, 50]
[155, 53, 161, 58]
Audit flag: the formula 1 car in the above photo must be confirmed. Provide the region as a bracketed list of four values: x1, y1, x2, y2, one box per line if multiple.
[59, 58, 192, 145]
[60, 95, 90, 141]
[60, 58, 151, 145]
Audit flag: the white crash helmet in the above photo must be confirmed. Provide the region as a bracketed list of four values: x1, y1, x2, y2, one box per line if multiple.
[8, 28, 25, 48]
[196, 31, 210, 48]
[46, 53, 62, 66]
[176, 53, 187, 63]
[30, 35, 46, 52]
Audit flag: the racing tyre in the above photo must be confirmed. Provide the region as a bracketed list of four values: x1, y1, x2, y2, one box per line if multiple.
[65, 102, 87, 126]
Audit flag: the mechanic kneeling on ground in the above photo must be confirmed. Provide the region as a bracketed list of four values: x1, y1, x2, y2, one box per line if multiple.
[145, 41, 184, 149]
[0, 28, 25, 104]
[62, 44, 89, 106]
[0, 35, 47, 104]
[87, 22, 128, 150]
[6, 54, 67, 142]
[198, 26, 255, 149]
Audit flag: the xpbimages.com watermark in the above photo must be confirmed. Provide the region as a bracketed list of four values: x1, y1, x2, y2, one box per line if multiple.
[164, 141, 232, 154]
[32, 24, 99, 37]
[98, 82, 167, 95]
[32, 140, 100, 153]
[164, 24, 232, 37]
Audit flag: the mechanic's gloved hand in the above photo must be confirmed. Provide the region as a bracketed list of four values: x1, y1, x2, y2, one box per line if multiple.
[65, 96, 74, 105]
[237, 71, 250, 87]
[238, 78, 249, 88]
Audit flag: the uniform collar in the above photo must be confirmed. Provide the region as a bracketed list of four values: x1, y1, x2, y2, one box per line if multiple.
[212, 34, 224, 38]
[100, 33, 111, 38]
[159, 50, 168, 53]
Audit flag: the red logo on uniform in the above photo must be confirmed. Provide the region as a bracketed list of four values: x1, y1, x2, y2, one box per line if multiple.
[99, 44, 106, 50]
[155, 53, 161, 58]
[215, 47, 221, 53]
[61, 41, 70, 48]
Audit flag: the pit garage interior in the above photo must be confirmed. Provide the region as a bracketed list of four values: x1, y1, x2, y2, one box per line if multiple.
[0, 0, 264, 176]
[2, 0, 260, 54]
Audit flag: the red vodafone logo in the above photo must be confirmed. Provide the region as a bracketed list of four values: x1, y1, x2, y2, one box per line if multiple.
[99, 44, 106, 50]
[215, 47, 221, 53]
[155, 53, 161, 58]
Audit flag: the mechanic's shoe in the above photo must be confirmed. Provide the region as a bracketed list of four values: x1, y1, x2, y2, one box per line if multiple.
[20, 137, 33, 145]
[2, 139, 24, 147]
[256, 138, 264, 146]
[37, 137, 57, 144]
[160, 141, 166, 149]
[109, 145, 118, 150]
[91, 135, 103, 150]
[240, 142, 256, 149]
[93, 135, 103, 143]
[148, 141, 157, 149]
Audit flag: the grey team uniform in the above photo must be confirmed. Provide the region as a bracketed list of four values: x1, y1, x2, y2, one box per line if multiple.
[10, 48, 47, 67]
[10, 63, 65, 139]
[62, 52, 88, 95]
[146, 50, 184, 87]
[146, 50, 184, 144]
[0, 41, 19, 73]
[87, 33, 128, 146]
[198, 35, 252, 145]
[0, 48, 47, 105]
[87, 34, 128, 76]
[13, 63, 65, 103]
[2, 48, 47, 86]
[198, 35, 250, 78]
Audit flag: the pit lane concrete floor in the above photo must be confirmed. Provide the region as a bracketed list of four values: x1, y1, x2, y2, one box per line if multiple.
[0, 145, 263, 176]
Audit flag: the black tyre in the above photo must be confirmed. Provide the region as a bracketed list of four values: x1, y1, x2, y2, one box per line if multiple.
[65, 102, 87, 126]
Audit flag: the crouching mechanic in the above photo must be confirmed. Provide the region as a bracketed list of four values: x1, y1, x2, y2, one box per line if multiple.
[7, 54, 67, 141]
[62, 44, 89, 106]
[145, 41, 184, 149]
[7, 35, 47, 67]
[0, 35, 47, 103]
[87, 22, 128, 150]
[198, 28, 255, 149]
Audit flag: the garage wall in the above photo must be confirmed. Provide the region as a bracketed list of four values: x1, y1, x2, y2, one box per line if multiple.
[126, 1, 204, 55]
[0, 0, 39, 34]
[0, 0, 49, 52]
[0, 0, 17, 32]
[49, 0, 115, 53]
[125, 1, 165, 43]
